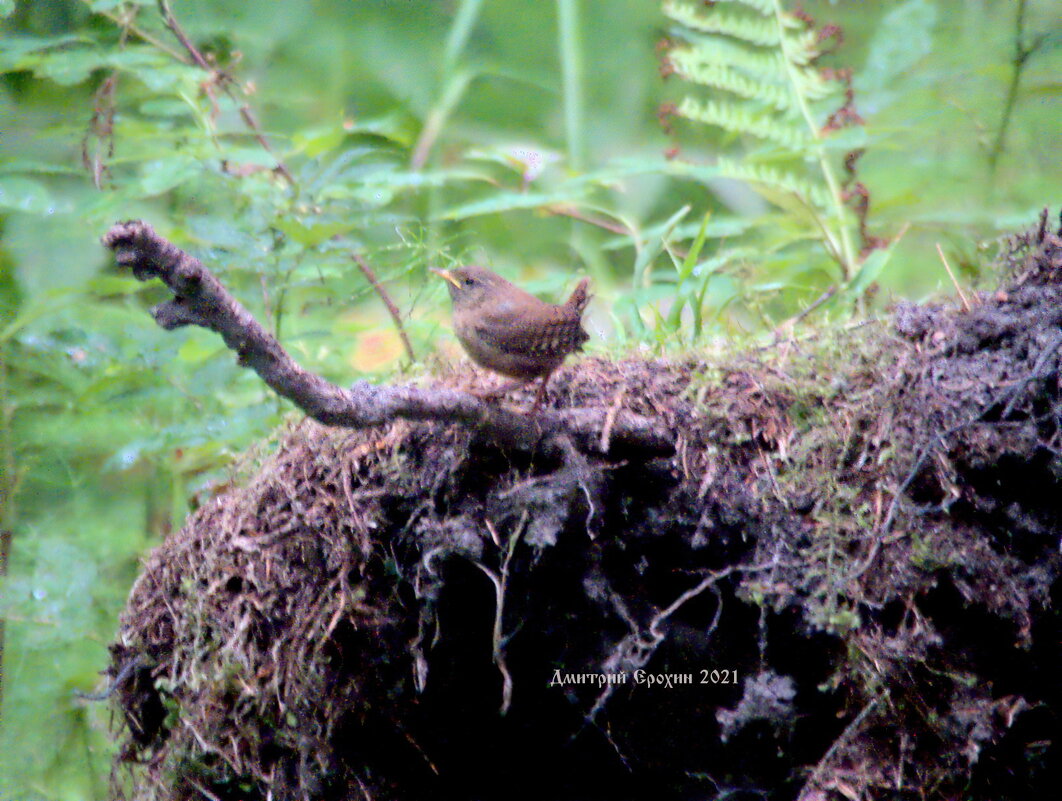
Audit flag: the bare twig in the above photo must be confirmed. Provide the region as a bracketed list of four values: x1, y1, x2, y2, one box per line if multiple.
[156, 0, 210, 69]
[351, 254, 416, 363]
[82, 74, 118, 189]
[156, 0, 294, 184]
[101, 220, 673, 456]
[81, 4, 138, 190]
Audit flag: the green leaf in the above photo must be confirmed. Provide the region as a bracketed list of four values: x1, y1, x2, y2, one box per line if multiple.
[633, 205, 690, 288]
[135, 157, 200, 197]
[177, 336, 221, 366]
[677, 211, 713, 282]
[131, 61, 202, 93]
[86, 0, 132, 10]
[27, 45, 171, 86]
[437, 189, 590, 221]
[222, 146, 281, 168]
[363, 167, 493, 191]
[667, 210, 713, 330]
[844, 246, 896, 299]
[138, 98, 194, 118]
[0, 176, 54, 214]
[664, 1, 780, 45]
[0, 161, 87, 177]
[85, 275, 146, 296]
[349, 113, 416, 146]
[274, 218, 357, 247]
[858, 0, 937, 110]
[601, 215, 748, 252]
[28, 47, 106, 86]
[745, 181, 824, 226]
[77, 370, 157, 406]
[0, 33, 86, 72]
[292, 123, 348, 157]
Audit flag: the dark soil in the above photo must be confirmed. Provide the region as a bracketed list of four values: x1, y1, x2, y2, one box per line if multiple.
[108, 213, 1062, 801]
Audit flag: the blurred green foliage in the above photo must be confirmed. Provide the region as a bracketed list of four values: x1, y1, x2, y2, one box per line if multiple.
[0, 0, 1059, 797]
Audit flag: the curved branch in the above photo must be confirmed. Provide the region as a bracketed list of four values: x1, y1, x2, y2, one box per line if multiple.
[101, 221, 673, 456]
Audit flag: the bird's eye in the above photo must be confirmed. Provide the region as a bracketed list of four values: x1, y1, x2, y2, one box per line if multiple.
[463, 276, 475, 286]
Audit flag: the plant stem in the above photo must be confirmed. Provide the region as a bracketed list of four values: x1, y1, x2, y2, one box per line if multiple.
[988, 0, 1041, 180]
[410, 72, 473, 170]
[444, 0, 484, 74]
[556, 0, 586, 171]
[770, 0, 855, 280]
[416, 0, 484, 260]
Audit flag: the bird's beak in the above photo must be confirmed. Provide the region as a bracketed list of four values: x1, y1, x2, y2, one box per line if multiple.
[430, 267, 461, 290]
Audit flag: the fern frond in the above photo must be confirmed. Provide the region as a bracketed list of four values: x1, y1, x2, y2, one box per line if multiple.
[677, 97, 806, 148]
[671, 52, 791, 111]
[786, 63, 834, 100]
[686, 0, 775, 15]
[661, 0, 862, 279]
[672, 35, 836, 101]
[664, 1, 781, 47]
[780, 28, 825, 67]
[670, 36, 786, 83]
[675, 52, 837, 109]
[716, 157, 830, 209]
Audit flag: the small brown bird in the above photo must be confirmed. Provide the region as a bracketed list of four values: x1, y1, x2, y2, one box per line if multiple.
[431, 265, 591, 410]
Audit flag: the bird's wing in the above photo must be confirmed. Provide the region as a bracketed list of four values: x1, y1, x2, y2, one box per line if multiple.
[470, 298, 532, 353]
[473, 297, 587, 357]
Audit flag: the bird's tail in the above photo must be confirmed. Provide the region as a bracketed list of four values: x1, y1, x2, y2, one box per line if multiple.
[566, 277, 591, 312]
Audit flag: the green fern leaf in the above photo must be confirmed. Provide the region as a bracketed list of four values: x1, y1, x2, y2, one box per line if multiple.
[670, 54, 794, 111]
[670, 37, 787, 83]
[699, 0, 776, 15]
[664, 2, 781, 47]
[661, 0, 861, 279]
[677, 97, 806, 148]
[780, 28, 826, 66]
[716, 157, 831, 209]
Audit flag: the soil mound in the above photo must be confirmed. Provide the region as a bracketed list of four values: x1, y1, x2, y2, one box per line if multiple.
[109, 214, 1062, 800]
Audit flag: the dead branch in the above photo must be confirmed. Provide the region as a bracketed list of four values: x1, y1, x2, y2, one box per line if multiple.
[101, 220, 673, 456]
[156, 0, 294, 184]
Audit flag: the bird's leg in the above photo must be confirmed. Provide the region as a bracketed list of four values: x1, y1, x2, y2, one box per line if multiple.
[528, 371, 554, 414]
